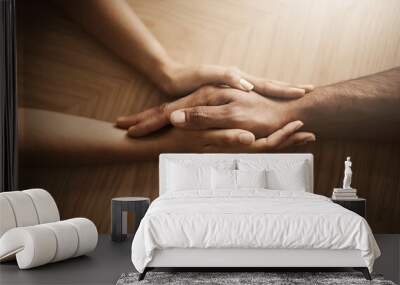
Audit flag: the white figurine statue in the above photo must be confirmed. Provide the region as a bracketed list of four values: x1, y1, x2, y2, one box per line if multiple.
[342, 157, 353, 189]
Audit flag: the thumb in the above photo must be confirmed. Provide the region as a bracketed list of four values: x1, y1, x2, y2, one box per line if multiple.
[169, 105, 229, 130]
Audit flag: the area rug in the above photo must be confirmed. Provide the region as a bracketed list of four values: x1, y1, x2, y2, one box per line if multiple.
[116, 271, 396, 285]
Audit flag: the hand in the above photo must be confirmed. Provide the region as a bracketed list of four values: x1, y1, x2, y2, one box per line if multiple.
[160, 61, 313, 98]
[116, 86, 314, 139]
[156, 121, 315, 153]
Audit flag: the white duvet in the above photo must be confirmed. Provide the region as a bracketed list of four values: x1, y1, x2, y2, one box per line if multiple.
[131, 190, 380, 273]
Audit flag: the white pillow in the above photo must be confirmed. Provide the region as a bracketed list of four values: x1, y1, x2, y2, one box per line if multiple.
[167, 163, 212, 191]
[236, 169, 267, 188]
[212, 169, 237, 190]
[266, 167, 307, 191]
[166, 159, 236, 170]
[238, 159, 309, 191]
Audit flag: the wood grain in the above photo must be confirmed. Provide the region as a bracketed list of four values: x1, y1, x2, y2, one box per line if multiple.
[17, 0, 400, 233]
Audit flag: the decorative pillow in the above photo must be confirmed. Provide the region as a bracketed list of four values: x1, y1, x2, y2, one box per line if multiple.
[167, 163, 212, 191]
[236, 169, 267, 188]
[166, 159, 236, 170]
[238, 159, 309, 191]
[212, 169, 237, 190]
[265, 167, 307, 191]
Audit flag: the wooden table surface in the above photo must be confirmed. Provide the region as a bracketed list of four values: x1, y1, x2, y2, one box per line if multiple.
[17, 0, 400, 233]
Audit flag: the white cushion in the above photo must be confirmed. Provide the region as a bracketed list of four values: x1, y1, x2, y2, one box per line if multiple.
[0, 196, 17, 237]
[42, 221, 79, 262]
[0, 218, 97, 269]
[0, 226, 57, 269]
[236, 169, 267, 188]
[166, 158, 236, 170]
[167, 163, 212, 191]
[212, 169, 237, 190]
[0, 189, 97, 269]
[211, 169, 268, 191]
[1, 191, 39, 227]
[266, 166, 307, 191]
[238, 159, 309, 191]
[160, 154, 313, 194]
[0, 189, 60, 237]
[65, 218, 98, 257]
[23, 189, 60, 224]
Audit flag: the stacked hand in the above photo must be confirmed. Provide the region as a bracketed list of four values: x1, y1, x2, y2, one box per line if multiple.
[117, 64, 316, 152]
[58, 0, 315, 153]
[160, 62, 314, 98]
[144, 121, 312, 154]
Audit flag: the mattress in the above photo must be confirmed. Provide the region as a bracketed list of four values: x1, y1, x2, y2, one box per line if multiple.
[131, 190, 380, 273]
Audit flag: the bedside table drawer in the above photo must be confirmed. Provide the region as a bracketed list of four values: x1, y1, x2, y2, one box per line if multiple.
[332, 199, 366, 218]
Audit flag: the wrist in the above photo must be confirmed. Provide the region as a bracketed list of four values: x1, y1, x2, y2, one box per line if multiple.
[256, 97, 294, 136]
[153, 57, 182, 94]
[284, 87, 324, 129]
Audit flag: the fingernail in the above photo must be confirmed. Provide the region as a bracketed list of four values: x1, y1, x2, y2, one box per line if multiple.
[128, 126, 136, 136]
[294, 121, 304, 130]
[305, 85, 314, 91]
[292, 88, 306, 94]
[296, 136, 315, 145]
[296, 135, 316, 145]
[170, 111, 186, 123]
[305, 135, 316, 142]
[288, 88, 306, 97]
[238, 132, 254, 145]
[239, 78, 254, 91]
[116, 116, 126, 123]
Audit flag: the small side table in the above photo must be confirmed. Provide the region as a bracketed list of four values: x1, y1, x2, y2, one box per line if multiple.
[111, 197, 150, 242]
[332, 198, 366, 218]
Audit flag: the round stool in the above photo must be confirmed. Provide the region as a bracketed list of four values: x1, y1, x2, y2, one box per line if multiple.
[111, 197, 150, 242]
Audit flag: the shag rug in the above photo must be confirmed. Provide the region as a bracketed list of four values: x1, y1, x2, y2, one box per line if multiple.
[116, 271, 396, 285]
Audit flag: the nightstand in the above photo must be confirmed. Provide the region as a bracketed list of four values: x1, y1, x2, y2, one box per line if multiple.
[111, 197, 150, 242]
[332, 198, 366, 218]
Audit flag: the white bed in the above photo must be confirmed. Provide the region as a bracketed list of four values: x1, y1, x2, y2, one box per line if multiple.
[131, 154, 380, 280]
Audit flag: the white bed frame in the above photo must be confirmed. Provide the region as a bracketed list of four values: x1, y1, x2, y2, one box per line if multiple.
[141, 154, 370, 280]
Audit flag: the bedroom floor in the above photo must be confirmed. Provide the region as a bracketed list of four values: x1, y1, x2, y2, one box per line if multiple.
[0, 235, 398, 285]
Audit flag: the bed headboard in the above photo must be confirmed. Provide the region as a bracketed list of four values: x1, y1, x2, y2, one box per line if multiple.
[159, 153, 314, 195]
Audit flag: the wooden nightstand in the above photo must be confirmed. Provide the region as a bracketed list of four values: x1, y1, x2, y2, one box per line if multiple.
[332, 198, 366, 218]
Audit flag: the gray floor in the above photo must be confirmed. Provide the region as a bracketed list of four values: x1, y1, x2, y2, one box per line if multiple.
[0, 235, 134, 285]
[0, 235, 399, 285]
[374, 235, 400, 284]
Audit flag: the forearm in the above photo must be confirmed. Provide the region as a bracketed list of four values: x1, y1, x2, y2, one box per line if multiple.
[54, 0, 173, 90]
[19, 108, 165, 166]
[287, 67, 400, 140]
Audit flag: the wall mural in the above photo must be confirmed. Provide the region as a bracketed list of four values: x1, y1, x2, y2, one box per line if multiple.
[17, 1, 400, 233]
